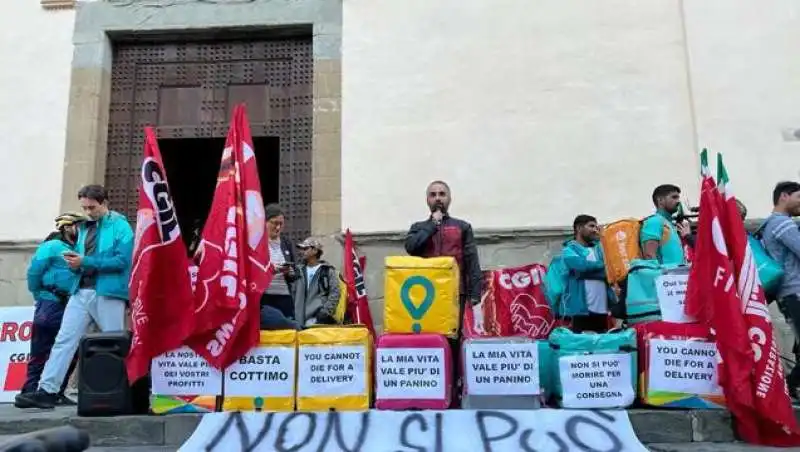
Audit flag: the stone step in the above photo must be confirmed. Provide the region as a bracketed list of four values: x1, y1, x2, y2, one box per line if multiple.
[0, 406, 797, 448]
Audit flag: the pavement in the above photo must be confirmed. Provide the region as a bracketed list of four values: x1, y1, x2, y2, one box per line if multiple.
[0, 405, 797, 450]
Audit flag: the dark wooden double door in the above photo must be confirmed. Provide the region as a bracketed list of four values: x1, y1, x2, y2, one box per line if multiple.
[106, 38, 313, 241]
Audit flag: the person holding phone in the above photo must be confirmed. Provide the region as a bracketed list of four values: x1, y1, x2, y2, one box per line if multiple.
[260, 204, 300, 330]
[17, 185, 133, 409]
[14, 213, 87, 408]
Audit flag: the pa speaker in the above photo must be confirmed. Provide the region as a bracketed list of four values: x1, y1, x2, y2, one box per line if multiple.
[77, 331, 150, 417]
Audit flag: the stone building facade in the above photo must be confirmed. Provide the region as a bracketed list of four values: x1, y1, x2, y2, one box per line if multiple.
[1, 1, 798, 356]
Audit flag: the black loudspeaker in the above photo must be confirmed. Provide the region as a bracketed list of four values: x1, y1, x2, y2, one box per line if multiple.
[77, 332, 135, 417]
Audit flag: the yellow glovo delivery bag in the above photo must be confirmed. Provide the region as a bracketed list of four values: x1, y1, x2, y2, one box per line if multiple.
[222, 330, 297, 412]
[296, 326, 372, 411]
[384, 256, 460, 337]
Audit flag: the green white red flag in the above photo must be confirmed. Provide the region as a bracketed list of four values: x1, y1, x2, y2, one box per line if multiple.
[687, 149, 800, 445]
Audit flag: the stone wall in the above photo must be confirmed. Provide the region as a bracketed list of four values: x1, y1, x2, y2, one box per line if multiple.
[0, 242, 37, 307]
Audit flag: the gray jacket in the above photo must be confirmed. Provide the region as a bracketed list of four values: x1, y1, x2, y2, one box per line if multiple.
[759, 213, 800, 299]
[293, 261, 341, 326]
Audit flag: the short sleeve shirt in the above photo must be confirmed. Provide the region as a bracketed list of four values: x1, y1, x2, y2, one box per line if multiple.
[640, 210, 685, 265]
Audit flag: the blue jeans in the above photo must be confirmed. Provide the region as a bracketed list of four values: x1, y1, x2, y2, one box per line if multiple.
[260, 305, 299, 330]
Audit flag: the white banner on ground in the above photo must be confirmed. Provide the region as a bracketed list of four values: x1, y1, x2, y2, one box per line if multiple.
[178, 409, 646, 452]
[559, 353, 635, 409]
[649, 339, 722, 396]
[464, 341, 540, 396]
[0, 307, 34, 403]
[376, 347, 446, 400]
[151, 346, 223, 396]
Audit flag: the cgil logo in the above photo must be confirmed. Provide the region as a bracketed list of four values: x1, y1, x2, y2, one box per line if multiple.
[498, 267, 545, 290]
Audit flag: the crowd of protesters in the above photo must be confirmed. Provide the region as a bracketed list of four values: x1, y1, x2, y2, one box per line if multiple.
[12, 178, 800, 409]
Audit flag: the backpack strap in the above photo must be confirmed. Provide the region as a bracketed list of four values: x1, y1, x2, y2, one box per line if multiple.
[639, 214, 670, 246]
[318, 266, 332, 296]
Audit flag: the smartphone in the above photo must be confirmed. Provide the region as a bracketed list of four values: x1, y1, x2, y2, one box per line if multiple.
[62, 250, 79, 257]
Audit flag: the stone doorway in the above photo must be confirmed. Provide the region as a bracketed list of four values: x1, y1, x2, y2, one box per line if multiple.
[105, 38, 313, 242]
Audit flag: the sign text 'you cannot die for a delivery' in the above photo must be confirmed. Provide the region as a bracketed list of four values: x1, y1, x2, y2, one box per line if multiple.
[298, 345, 367, 397]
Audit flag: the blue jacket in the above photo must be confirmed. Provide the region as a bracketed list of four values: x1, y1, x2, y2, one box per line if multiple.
[72, 210, 134, 301]
[27, 238, 81, 303]
[560, 240, 616, 316]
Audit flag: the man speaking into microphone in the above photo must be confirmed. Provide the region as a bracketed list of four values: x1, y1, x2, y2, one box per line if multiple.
[405, 180, 484, 406]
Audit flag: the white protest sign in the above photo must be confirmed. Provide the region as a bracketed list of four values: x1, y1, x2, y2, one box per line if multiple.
[559, 353, 634, 409]
[376, 348, 445, 400]
[297, 345, 366, 397]
[464, 342, 540, 396]
[656, 273, 695, 323]
[179, 409, 648, 452]
[0, 307, 34, 402]
[649, 339, 722, 396]
[225, 345, 296, 397]
[151, 346, 223, 396]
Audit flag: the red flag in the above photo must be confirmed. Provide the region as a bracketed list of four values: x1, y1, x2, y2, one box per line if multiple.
[716, 154, 800, 445]
[126, 127, 196, 383]
[685, 154, 760, 442]
[342, 229, 375, 337]
[187, 105, 271, 369]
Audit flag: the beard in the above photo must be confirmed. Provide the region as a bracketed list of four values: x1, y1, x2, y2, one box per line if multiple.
[430, 202, 446, 213]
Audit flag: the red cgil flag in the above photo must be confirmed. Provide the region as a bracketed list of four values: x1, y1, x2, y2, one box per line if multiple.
[187, 104, 271, 370]
[715, 153, 800, 446]
[126, 127, 196, 383]
[342, 229, 375, 337]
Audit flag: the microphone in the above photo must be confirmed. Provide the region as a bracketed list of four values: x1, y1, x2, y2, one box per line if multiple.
[432, 206, 443, 226]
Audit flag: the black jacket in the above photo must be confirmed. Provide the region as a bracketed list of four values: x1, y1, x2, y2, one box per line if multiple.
[279, 235, 299, 291]
[404, 215, 482, 305]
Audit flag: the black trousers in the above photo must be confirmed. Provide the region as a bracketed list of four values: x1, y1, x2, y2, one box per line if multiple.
[777, 294, 800, 390]
[558, 313, 609, 334]
[260, 293, 295, 320]
[22, 300, 77, 395]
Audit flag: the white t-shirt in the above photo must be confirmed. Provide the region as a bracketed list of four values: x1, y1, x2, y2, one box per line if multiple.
[306, 264, 321, 289]
[583, 247, 609, 314]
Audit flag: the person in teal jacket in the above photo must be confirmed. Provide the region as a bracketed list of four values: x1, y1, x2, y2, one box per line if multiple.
[559, 215, 615, 333]
[18, 185, 133, 409]
[640, 184, 691, 265]
[14, 213, 87, 409]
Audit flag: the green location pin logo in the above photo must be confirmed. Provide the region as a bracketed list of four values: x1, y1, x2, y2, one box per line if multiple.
[400, 276, 435, 333]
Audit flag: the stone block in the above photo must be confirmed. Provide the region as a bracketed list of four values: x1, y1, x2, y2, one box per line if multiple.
[164, 415, 203, 446]
[311, 199, 341, 235]
[312, 176, 341, 200]
[313, 63, 342, 98]
[629, 410, 693, 444]
[0, 410, 71, 436]
[312, 33, 340, 60]
[691, 410, 735, 443]
[313, 108, 341, 134]
[69, 416, 165, 447]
